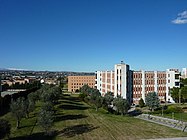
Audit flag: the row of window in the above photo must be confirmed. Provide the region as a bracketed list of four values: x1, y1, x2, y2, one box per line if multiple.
[71, 85, 94, 89]
[71, 83, 94, 86]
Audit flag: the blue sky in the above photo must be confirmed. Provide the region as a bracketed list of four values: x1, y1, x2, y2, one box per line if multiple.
[0, 0, 187, 72]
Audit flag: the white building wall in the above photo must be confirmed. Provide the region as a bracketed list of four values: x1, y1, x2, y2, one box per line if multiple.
[110, 71, 113, 92]
[182, 68, 187, 79]
[142, 70, 145, 101]
[166, 69, 180, 102]
[154, 71, 158, 94]
[95, 71, 102, 94]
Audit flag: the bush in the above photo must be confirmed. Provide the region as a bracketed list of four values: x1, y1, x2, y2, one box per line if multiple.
[139, 98, 145, 108]
[164, 106, 183, 114]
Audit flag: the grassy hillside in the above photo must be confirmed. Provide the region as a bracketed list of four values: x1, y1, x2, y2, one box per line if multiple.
[1, 94, 187, 140]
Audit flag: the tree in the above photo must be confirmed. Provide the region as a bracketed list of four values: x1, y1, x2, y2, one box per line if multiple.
[40, 86, 61, 104]
[10, 97, 25, 129]
[80, 84, 92, 95]
[139, 98, 145, 108]
[103, 92, 114, 111]
[181, 78, 187, 85]
[145, 92, 160, 111]
[38, 103, 54, 135]
[0, 119, 11, 139]
[22, 98, 35, 118]
[181, 86, 187, 102]
[28, 91, 40, 103]
[170, 87, 180, 103]
[90, 88, 103, 111]
[113, 97, 130, 116]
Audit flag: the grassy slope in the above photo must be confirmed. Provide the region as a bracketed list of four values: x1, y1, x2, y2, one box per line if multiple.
[1, 94, 187, 140]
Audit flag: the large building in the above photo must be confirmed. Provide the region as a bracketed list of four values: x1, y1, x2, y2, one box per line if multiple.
[68, 76, 95, 92]
[96, 62, 180, 104]
[67, 62, 181, 104]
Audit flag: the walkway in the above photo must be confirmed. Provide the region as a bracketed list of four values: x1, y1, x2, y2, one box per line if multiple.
[136, 114, 187, 132]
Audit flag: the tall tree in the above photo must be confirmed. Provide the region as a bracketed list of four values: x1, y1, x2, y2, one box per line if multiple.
[170, 87, 180, 103]
[145, 92, 160, 111]
[181, 78, 187, 85]
[113, 97, 130, 116]
[90, 88, 103, 111]
[181, 86, 187, 102]
[10, 97, 25, 128]
[103, 92, 114, 110]
[38, 103, 54, 135]
[80, 84, 91, 95]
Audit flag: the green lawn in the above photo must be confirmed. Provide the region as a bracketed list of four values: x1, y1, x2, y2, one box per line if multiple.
[1, 94, 187, 140]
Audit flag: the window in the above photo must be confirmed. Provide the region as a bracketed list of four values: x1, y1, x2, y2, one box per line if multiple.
[175, 82, 180, 86]
[175, 74, 180, 79]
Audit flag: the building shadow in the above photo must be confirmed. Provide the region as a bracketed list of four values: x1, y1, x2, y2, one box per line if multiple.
[59, 124, 99, 138]
[55, 114, 88, 122]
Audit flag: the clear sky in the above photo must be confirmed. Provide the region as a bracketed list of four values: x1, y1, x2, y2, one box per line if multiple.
[0, 0, 187, 72]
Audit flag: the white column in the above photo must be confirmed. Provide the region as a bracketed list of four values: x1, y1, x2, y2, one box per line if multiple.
[110, 71, 113, 92]
[105, 71, 107, 93]
[166, 70, 169, 102]
[114, 65, 117, 97]
[142, 70, 145, 101]
[154, 71, 157, 94]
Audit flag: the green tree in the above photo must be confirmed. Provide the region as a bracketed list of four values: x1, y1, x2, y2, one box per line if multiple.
[22, 98, 35, 118]
[40, 86, 61, 104]
[90, 88, 103, 111]
[28, 91, 40, 103]
[113, 97, 130, 116]
[80, 84, 92, 95]
[10, 97, 25, 128]
[145, 92, 160, 111]
[139, 98, 145, 108]
[38, 103, 54, 135]
[0, 119, 11, 139]
[103, 92, 114, 110]
[181, 86, 187, 102]
[181, 78, 187, 85]
[170, 87, 180, 103]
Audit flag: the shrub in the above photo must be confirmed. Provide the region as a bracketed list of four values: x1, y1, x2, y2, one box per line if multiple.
[139, 98, 145, 108]
[164, 106, 183, 114]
